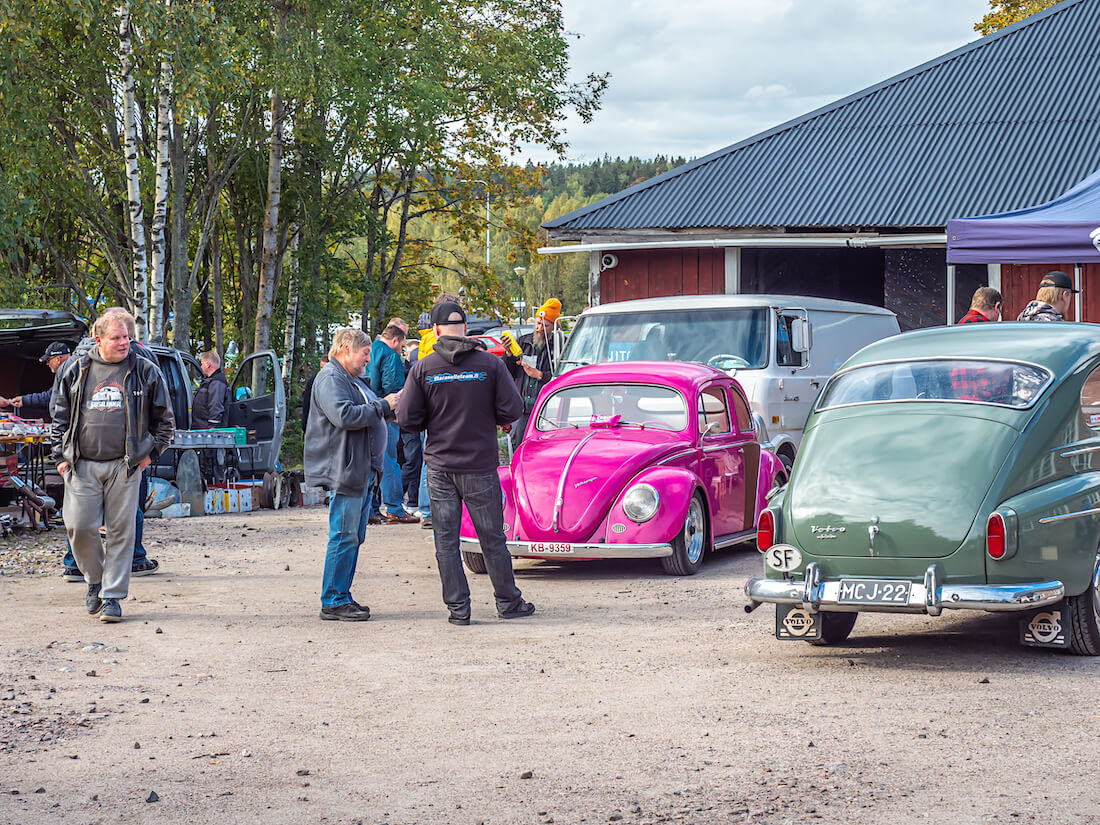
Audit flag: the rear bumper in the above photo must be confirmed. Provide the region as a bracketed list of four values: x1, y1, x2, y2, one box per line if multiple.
[460, 537, 672, 559]
[744, 562, 1065, 615]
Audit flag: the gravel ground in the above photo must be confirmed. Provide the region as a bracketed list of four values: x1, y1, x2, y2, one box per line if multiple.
[1, 507, 1098, 824]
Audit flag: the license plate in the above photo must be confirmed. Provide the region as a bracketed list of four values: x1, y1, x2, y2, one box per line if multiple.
[837, 579, 912, 605]
[529, 542, 575, 555]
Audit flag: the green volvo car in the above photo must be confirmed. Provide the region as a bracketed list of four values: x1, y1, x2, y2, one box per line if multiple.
[745, 323, 1100, 655]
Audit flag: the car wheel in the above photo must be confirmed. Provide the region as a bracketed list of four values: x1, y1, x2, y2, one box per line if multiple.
[660, 491, 708, 576]
[1067, 551, 1100, 655]
[809, 611, 858, 646]
[778, 452, 794, 476]
[461, 550, 488, 574]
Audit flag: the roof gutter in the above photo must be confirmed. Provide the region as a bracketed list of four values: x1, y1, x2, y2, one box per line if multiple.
[537, 233, 947, 255]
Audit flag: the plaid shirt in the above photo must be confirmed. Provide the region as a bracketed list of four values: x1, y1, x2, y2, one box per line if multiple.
[957, 309, 991, 324]
[948, 363, 1012, 403]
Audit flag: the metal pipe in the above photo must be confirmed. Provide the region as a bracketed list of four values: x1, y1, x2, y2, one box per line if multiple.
[1075, 263, 1082, 321]
[947, 264, 956, 325]
[537, 233, 947, 256]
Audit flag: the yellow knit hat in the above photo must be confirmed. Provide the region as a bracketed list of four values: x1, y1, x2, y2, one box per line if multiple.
[537, 298, 562, 323]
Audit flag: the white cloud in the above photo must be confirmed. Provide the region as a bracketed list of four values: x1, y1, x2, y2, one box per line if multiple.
[531, 0, 990, 163]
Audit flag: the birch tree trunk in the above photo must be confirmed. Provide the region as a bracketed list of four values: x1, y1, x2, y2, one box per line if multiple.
[282, 226, 299, 396]
[170, 118, 190, 349]
[117, 1, 149, 342]
[208, 113, 224, 355]
[149, 41, 172, 345]
[253, 63, 286, 354]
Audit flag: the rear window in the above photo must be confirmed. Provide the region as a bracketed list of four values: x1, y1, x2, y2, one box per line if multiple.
[817, 359, 1051, 411]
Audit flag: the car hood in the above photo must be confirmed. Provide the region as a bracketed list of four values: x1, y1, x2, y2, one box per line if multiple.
[513, 427, 687, 541]
[789, 407, 1019, 558]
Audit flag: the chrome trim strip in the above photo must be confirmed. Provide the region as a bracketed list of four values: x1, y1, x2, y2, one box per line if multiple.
[552, 430, 599, 533]
[713, 529, 756, 550]
[460, 537, 673, 559]
[1037, 507, 1100, 524]
[1059, 444, 1100, 457]
[745, 568, 1064, 614]
[658, 449, 697, 465]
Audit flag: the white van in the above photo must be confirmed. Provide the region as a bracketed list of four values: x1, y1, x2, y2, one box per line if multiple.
[556, 294, 900, 471]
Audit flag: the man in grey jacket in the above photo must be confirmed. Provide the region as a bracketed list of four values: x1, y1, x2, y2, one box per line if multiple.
[51, 309, 175, 623]
[304, 328, 399, 621]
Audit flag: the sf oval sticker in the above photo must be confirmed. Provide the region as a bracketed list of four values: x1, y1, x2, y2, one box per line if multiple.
[764, 544, 803, 573]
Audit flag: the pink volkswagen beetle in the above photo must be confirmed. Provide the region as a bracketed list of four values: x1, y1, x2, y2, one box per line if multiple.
[459, 362, 785, 576]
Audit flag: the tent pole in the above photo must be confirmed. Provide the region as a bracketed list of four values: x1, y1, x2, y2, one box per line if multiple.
[1074, 263, 1082, 322]
[947, 265, 956, 325]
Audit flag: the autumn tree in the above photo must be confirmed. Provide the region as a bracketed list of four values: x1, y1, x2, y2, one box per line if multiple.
[975, 0, 1059, 34]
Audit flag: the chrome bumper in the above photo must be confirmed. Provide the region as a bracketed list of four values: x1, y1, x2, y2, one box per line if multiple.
[460, 537, 672, 559]
[744, 562, 1065, 615]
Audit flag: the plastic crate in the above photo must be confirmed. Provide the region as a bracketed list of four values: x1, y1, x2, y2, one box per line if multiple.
[204, 427, 248, 446]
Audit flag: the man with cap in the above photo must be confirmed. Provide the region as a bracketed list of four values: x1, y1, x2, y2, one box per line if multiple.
[0, 342, 72, 411]
[500, 298, 561, 448]
[397, 300, 535, 625]
[1018, 271, 1077, 322]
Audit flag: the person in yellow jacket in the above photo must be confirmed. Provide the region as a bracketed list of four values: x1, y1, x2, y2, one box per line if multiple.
[501, 298, 561, 449]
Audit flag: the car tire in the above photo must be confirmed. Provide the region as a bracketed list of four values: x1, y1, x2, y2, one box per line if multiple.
[1066, 552, 1100, 656]
[809, 611, 858, 646]
[461, 550, 488, 574]
[778, 452, 794, 476]
[660, 491, 708, 576]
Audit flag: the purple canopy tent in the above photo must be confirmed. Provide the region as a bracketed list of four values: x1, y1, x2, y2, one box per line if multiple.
[946, 169, 1100, 322]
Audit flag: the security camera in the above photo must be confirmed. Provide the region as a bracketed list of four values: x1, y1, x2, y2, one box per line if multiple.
[600, 253, 619, 270]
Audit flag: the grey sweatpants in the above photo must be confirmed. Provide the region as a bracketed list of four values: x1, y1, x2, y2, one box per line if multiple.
[63, 458, 141, 599]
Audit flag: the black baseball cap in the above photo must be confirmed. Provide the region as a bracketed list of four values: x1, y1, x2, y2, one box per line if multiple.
[429, 301, 467, 325]
[1039, 270, 1079, 292]
[39, 342, 71, 362]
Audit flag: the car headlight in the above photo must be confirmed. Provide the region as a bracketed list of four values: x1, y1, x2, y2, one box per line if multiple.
[622, 483, 659, 523]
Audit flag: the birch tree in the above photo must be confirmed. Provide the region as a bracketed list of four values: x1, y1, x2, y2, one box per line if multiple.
[149, 32, 172, 345]
[117, 0, 149, 341]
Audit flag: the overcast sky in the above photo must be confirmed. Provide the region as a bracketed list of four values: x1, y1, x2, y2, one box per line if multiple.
[543, 0, 992, 164]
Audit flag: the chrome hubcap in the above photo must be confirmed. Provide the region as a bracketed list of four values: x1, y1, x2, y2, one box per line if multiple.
[685, 498, 705, 564]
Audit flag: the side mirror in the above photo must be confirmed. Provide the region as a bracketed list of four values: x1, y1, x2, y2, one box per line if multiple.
[791, 318, 811, 353]
[701, 421, 721, 437]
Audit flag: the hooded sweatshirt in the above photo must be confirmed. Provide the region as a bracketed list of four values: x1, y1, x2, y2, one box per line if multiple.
[1017, 301, 1064, 322]
[397, 335, 523, 474]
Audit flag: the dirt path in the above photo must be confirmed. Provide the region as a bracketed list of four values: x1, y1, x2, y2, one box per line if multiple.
[1, 507, 1098, 824]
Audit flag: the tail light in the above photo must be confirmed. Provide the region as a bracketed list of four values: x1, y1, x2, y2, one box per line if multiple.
[986, 513, 1006, 559]
[757, 509, 775, 552]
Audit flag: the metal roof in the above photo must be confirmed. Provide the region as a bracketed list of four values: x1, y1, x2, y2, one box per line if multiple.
[545, 0, 1100, 234]
[576, 294, 896, 317]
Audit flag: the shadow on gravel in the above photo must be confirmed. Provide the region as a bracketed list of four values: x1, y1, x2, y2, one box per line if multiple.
[510, 545, 758, 583]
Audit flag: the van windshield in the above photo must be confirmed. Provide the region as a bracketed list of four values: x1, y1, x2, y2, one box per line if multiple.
[558, 308, 768, 372]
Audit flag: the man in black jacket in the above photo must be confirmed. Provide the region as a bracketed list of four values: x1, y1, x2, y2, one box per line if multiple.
[398, 301, 535, 625]
[192, 350, 231, 482]
[51, 309, 175, 623]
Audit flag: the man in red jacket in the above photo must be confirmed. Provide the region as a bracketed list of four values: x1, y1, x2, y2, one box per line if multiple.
[957, 287, 1002, 324]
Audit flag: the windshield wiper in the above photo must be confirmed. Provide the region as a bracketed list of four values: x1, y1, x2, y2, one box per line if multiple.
[558, 359, 591, 367]
[536, 416, 578, 430]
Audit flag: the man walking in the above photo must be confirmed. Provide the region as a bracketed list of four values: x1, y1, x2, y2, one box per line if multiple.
[192, 350, 231, 482]
[305, 329, 399, 621]
[370, 319, 418, 524]
[398, 300, 535, 625]
[50, 309, 175, 623]
[501, 298, 560, 448]
[1018, 271, 1076, 322]
[957, 287, 1002, 324]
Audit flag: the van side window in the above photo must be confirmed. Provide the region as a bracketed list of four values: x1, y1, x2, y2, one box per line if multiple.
[776, 314, 804, 367]
[730, 389, 753, 432]
[698, 388, 731, 436]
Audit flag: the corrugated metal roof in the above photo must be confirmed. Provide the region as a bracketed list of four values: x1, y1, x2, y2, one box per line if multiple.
[545, 0, 1100, 234]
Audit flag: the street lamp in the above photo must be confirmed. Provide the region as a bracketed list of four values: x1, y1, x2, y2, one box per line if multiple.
[514, 266, 526, 317]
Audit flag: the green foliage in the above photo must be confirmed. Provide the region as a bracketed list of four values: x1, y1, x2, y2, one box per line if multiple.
[974, 0, 1059, 34]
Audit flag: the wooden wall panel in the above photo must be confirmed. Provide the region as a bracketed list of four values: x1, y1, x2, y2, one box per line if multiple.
[599, 248, 727, 303]
[1001, 263, 1078, 321]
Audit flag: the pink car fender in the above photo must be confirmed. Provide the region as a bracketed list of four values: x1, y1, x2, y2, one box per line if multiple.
[753, 451, 785, 526]
[603, 466, 700, 546]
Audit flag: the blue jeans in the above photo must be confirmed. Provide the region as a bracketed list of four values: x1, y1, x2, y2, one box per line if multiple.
[427, 468, 523, 616]
[321, 480, 373, 608]
[418, 434, 431, 519]
[380, 421, 404, 515]
[64, 469, 148, 569]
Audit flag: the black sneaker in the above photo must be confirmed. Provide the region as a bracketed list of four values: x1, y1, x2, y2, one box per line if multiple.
[448, 612, 471, 626]
[99, 598, 122, 623]
[319, 603, 371, 621]
[498, 600, 535, 619]
[420, 518, 433, 530]
[85, 583, 102, 615]
[131, 558, 160, 577]
[63, 566, 83, 582]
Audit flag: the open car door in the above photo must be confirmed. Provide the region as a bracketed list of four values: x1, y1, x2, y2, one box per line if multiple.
[228, 350, 285, 475]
